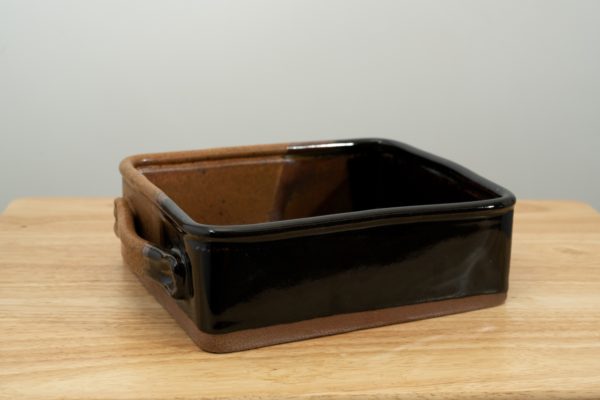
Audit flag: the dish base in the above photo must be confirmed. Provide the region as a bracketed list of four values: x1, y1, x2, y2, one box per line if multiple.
[136, 272, 506, 353]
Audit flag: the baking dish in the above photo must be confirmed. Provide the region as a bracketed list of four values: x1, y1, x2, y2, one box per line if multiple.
[114, 138, 515, 353]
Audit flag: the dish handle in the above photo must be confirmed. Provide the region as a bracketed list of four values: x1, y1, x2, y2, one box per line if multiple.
[114, 198, 188, 299]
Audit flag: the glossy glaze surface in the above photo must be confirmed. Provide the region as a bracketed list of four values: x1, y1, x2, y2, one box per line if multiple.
[184, 211, 512, 333]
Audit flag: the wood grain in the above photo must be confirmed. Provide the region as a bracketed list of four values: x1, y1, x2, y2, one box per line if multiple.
[1, 198, 599, 399]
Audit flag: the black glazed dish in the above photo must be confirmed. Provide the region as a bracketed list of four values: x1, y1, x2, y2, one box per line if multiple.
[114, 138, 516, 353]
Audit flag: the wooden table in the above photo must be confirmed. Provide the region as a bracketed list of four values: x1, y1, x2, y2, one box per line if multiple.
[1, 198, 599, 399]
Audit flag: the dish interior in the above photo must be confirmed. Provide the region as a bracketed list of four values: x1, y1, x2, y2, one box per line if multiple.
[139, 143, 499, 225]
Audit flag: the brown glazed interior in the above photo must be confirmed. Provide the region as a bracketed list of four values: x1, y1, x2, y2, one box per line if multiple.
[138, 144, 498, 226]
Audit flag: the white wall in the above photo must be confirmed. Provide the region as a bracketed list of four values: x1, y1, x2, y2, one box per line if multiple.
[1, 0, 599, 211]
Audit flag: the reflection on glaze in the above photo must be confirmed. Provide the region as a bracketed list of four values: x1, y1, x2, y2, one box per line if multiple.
[182, 211, 512, 333]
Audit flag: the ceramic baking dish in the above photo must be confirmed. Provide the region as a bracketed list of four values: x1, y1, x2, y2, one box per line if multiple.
[114, 138, 515, 353]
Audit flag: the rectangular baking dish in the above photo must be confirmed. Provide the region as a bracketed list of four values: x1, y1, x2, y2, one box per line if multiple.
[114, 138, 515, 353]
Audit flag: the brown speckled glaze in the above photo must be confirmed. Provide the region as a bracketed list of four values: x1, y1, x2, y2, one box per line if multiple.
[115, 138, 515, 353]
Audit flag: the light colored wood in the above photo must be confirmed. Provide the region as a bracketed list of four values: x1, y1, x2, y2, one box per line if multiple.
[1, 198, 599, 400]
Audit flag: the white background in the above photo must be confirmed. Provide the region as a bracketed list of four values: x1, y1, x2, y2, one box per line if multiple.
[1, 0, 599, 210]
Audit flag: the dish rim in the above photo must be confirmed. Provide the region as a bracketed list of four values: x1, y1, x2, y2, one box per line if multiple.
[120, 138, 516, 241]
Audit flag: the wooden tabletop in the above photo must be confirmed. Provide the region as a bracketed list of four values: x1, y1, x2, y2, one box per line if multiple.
[1, 198, 599, 399]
